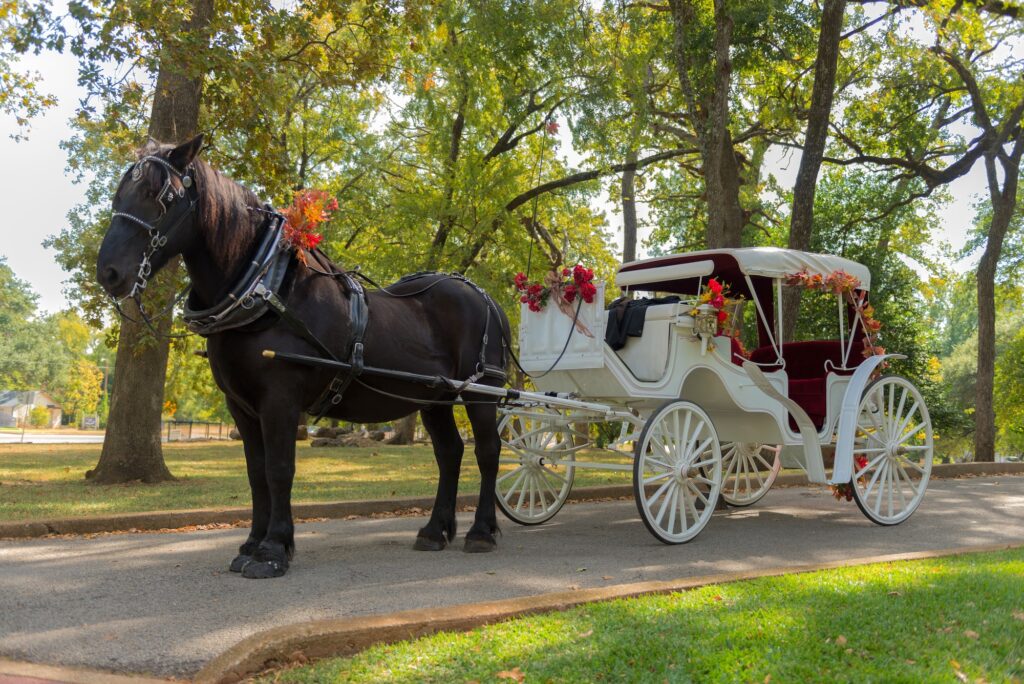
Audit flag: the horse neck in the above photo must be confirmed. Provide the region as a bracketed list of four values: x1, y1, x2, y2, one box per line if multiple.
[182, 175, 265, 308]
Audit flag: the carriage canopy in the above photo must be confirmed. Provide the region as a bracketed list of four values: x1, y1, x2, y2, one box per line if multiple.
[615, 247, 871, 295]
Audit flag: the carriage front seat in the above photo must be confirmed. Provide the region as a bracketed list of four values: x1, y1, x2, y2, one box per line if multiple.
[749, 340, 865, 429]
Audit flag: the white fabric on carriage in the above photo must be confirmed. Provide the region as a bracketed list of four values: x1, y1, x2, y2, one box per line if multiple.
[613, 302, 680, 381]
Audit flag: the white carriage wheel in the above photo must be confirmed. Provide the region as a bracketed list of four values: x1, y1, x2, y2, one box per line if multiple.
[496, 409, 576, 525]
[850, 375, 933, 525]
[633, 400, 722, 544]
[719, 442, 782, 507]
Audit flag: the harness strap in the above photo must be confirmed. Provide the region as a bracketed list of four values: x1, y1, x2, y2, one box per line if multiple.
[305, 272, 368, 421]
[256, 283, 338, 362]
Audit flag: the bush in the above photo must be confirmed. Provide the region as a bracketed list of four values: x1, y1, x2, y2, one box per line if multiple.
[29, 406, 51, 428]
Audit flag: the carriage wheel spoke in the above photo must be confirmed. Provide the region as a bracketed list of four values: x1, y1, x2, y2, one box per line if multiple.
[854, 452, 888, 480]
[896, 454, 926, 474]
[688, 436, 713, 465]
[646, 478, 674, 513]
[687, 480, 710, 506]
[895, 461, 920, 497]
[643, 471, 673, 486]
[871, 461, 889, 515]
[497, 466, 525, 484]
[667, 486, 679, 534]
[503, 468, 528, 503]
[685, 485, 702, 526]
[893, 402, 919, 440]
[753, 451, 776, 472]
[656, 484, 677, 527]
[862, 458, 887, 502]
[893, 387, 908, 437]
[893, 465, 907, 510]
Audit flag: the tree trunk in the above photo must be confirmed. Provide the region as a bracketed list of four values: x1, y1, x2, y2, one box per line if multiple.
[974, 143, 1022, 462]
[622, 150, 638, 262]
[387, 413, 418, 445]
[88, 0, 214, 484]
[783, 0, 846, 342]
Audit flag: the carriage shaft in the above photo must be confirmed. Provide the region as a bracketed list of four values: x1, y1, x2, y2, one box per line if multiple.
[262, 349, 627, 416]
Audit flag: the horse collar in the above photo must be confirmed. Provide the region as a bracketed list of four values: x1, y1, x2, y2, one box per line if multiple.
[182, 209, 290, 336]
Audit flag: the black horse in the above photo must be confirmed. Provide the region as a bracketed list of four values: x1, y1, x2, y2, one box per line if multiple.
[96, 135, 510, 578]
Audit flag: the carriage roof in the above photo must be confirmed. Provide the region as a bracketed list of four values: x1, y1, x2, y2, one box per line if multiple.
[615, 247, 871, 294]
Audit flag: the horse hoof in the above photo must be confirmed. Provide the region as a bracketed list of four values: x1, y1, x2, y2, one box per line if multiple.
[463, 536, 497, 553]
[240, 559, 288, 579]
[229, 554, 253, 573]
[413, 535, 447, 552]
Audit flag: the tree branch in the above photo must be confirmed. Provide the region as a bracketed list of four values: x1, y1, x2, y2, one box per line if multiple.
[505, 146, 699, 213]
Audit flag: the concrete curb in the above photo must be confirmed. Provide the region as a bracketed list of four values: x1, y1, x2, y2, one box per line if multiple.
[193, 541, 1024, 684]
[0, 657, 172, 683]
[1, 462, 1021, 540]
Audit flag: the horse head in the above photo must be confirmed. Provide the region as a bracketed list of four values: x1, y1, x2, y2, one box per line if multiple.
[96, 134, 204, 299]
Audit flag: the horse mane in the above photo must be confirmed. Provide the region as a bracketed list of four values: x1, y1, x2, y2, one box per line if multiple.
[136, 140, 262, 275]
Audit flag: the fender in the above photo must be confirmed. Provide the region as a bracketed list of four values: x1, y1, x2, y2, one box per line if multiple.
[831, 354, 906, 485]
[742, 361, 826, 483]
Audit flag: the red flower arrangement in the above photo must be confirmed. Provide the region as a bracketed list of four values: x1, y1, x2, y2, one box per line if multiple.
[691, 277, 733, 334]
[785, 269, 885, 359]
[515, 264, 597, 312]
[281, 189, 338, 255]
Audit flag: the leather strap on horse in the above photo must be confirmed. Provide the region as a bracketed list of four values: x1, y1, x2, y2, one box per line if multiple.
[305, 273, 368, 421]
[252, 270, 367, 421]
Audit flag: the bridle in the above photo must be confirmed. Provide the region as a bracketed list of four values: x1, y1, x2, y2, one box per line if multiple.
[109, 154, 198, 333]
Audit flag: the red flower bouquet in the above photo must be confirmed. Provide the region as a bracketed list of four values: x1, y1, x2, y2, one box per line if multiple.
[516, 264, 597, 312]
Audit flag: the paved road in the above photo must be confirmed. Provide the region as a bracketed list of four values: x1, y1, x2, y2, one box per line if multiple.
[0, 432, 105, 444]
[1, 477, 1022, 678]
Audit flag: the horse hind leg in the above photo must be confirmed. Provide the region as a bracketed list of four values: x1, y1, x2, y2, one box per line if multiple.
[464, 401, 500, 553]
[414, 406, 464, 551]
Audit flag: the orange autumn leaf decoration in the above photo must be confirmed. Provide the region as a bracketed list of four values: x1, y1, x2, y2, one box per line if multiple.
[281, 189, 338, 256]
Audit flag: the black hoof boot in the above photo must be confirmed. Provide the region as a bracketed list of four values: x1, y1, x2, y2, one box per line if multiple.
[229, 554, 252, 573]
[463, 533, 497, 553]
[240, 558, 288, 578]
[413, 533, 447, 551]
[229, 541, 260, 573]
[240, 541, 290, 579]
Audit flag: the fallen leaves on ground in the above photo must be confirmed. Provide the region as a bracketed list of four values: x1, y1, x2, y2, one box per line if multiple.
[835, 635, 848, 646]
[496, 666, 525, 681]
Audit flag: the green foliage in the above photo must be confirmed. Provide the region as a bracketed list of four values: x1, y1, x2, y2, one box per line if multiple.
[61, 358, 103, 424]
[995, 325, 1024, 455]
[28, 405, 50, 428]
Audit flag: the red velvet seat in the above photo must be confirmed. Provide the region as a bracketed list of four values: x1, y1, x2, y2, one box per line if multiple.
[748, 340, 864, 429]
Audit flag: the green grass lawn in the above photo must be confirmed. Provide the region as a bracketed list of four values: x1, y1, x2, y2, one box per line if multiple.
[0, 441, 629, 521]
[263, 548, 1024, 684]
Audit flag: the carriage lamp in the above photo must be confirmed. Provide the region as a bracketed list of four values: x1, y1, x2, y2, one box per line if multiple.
[694, 304, 718, 338]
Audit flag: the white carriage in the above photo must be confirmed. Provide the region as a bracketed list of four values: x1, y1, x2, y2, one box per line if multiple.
[497, 248, 933, 543]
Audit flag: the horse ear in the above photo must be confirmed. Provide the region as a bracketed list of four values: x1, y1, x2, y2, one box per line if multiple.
[168, 133, 204, 171]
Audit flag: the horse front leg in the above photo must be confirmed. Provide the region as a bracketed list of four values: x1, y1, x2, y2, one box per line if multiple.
[415, 406, 464, 551]
[227, 400, 270, 573]
[240, 404, 300, 579]
[464, 402, 500, 553]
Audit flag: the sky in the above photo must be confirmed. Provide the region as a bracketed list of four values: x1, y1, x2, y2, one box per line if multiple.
[0, 46, 988, 316]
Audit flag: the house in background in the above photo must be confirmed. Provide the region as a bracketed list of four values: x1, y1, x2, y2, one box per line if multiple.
[0, 391, 62, 428]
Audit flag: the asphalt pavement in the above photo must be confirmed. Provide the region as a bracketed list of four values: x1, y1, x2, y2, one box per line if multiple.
[1, 477, 1022, 678]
